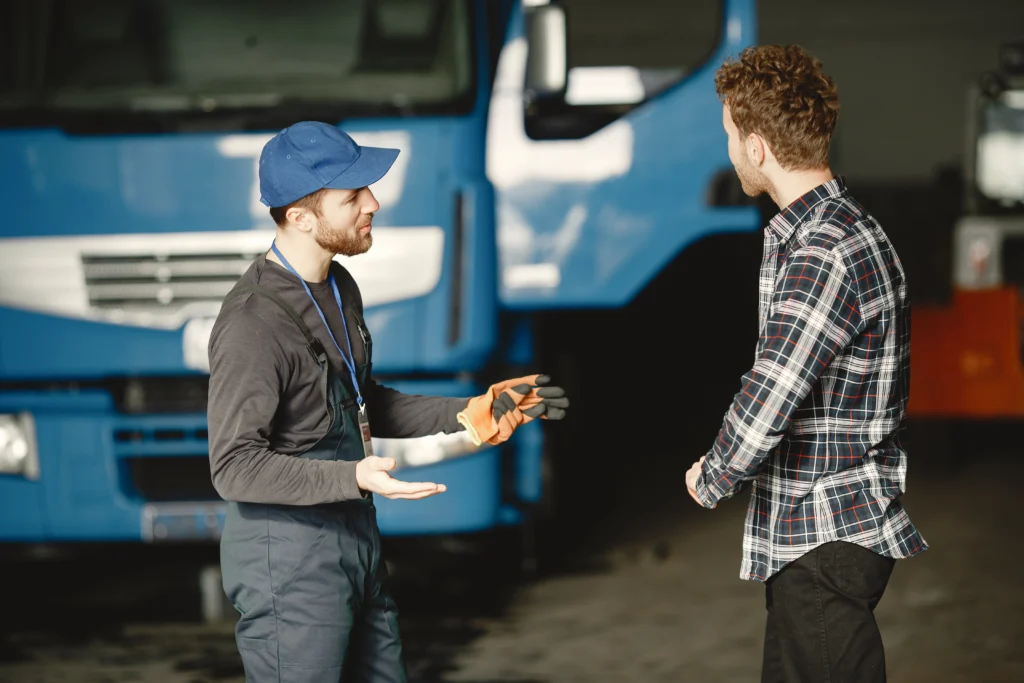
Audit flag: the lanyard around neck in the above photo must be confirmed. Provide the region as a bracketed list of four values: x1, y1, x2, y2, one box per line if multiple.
[270, 241, 363, 407]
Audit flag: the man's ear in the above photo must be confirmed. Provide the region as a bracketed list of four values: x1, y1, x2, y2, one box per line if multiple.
[284, 206, 316, 233]
[746, 133, 767, 167]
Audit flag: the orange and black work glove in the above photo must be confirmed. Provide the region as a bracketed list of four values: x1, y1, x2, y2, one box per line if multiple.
[457, 374, 536, 446]
[494, 374, 569, 425]
[457, 374, 569, 446]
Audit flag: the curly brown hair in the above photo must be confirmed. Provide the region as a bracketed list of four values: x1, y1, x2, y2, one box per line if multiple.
[715, 44, 839, 171]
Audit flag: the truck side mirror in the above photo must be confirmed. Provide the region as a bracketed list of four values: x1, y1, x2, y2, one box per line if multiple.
[525, 4, 567, 100]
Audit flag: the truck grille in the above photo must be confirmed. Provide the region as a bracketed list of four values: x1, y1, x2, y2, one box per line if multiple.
[108, 376, 210, 414]
[125, 457, 220, 502]
[82, 252, 260, 311]
[112, 414, 217, 502]
[0, 228, 442, 330]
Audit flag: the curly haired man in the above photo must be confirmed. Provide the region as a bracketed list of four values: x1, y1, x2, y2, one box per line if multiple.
[685, 45, 927, 683]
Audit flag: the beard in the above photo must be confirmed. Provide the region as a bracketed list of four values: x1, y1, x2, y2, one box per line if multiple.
[314, 217, 372, 257]
[734, 157, 772, 198]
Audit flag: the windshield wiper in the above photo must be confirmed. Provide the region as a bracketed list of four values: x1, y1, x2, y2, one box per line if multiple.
[129, 93, 285, 112]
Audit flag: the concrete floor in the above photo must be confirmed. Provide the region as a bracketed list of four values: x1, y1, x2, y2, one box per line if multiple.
[445, 456, 1023, 682]
[0, 448, 1019, 683]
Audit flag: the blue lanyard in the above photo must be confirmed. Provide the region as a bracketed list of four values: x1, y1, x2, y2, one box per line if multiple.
[270, 241, 363, 407]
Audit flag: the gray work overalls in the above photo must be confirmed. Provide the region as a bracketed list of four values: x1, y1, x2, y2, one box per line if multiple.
[218, 282, 405, 683]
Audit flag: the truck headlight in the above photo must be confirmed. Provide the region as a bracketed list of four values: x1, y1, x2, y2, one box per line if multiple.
[0, 413, 40, 480]
[373, 431, 486, 470]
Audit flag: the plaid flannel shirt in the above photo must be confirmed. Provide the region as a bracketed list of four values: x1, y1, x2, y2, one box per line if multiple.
[694, 177, 927, 582]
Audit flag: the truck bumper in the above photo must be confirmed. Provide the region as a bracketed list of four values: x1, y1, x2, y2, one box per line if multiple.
[0, 383, 545, 543]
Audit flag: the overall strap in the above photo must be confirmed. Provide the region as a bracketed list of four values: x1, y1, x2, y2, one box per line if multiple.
[223, 283, 335, 423]
[224, 283, 328, 368]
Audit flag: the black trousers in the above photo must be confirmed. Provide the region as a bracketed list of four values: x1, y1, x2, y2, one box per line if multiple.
[761, 541, 895, 683]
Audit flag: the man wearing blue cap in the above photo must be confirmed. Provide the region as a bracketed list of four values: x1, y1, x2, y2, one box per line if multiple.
[206, 121, 569, 682]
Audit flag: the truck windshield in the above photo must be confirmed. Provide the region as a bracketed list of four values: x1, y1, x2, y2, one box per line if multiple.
[976, 90, 1024, 207]
[0, 0, 474, 132]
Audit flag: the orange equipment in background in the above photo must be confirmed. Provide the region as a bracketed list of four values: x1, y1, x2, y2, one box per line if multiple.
[908, 42, 1024, 420]
[909, 287, 1024, 417]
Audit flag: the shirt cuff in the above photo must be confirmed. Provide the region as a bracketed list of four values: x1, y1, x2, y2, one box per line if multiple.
[447, 397, 471, 434]
[334, 460, 367, 501]
[695, 462, 730, 509]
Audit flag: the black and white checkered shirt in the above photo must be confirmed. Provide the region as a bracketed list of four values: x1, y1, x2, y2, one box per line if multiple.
[694, 177, 928, 582]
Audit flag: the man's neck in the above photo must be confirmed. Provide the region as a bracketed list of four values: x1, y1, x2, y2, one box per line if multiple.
[267, 232, 334, 283]
[769, 168, 835, 210]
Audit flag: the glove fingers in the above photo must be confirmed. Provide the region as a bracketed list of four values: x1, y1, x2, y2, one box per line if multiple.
[509, 383, 533, 398]
[516, 387, 559, 406]
[497, 407, 523, 440]
[492, 392, 519, 421]
[543, 406, 567, 421]
[507, 385, 568, 419]
[484, 375, 563, 433]
[541, 396, 570, 409]
[491, 374, 541, 396]
[493, 384, 532, 420]
[517, 394, 543, 409]
[523, 404, 546, 419]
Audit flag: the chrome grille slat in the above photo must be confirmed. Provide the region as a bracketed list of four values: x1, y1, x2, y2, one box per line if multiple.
[82, 251, 255, 310]
[87, 280, 237, 302]
[82, 258, 255, 280]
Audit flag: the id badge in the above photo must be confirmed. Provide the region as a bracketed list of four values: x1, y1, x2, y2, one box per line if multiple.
[358, 404, 374, 458]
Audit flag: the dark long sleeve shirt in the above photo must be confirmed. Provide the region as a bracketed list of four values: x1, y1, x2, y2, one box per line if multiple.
[207, 254, 466, 506]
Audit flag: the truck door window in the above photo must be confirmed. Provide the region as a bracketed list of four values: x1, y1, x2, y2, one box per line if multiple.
[525, 0, 721, 140]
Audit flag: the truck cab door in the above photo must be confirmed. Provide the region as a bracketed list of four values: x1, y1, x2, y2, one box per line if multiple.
[488, 0, 761, 309]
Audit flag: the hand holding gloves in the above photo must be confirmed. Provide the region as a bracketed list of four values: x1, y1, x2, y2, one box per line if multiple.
[456, 374, 570, 446]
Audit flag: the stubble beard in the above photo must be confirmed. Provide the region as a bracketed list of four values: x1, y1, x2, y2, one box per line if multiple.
[735, 158, 771, 199]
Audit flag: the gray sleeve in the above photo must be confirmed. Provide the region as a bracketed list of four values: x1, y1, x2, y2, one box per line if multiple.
[207, 305, 364, 505]
[364, 380, 468, 439]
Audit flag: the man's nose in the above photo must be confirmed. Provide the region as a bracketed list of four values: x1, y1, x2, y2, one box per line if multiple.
[362, 188, 380, 214]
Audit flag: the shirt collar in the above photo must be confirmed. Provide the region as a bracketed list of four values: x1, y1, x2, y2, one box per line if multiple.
[767, 176, 848, 243]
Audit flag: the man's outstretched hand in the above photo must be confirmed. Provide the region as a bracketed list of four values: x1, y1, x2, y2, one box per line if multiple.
[457, 373, 570, 446]
[356, 456, 447, 500]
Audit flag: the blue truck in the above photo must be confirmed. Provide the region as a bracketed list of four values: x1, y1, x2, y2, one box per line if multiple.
[0, 0, 759, 547]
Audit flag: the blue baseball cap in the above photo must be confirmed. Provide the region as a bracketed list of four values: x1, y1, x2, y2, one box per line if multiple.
[258, 121, 400, 208]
